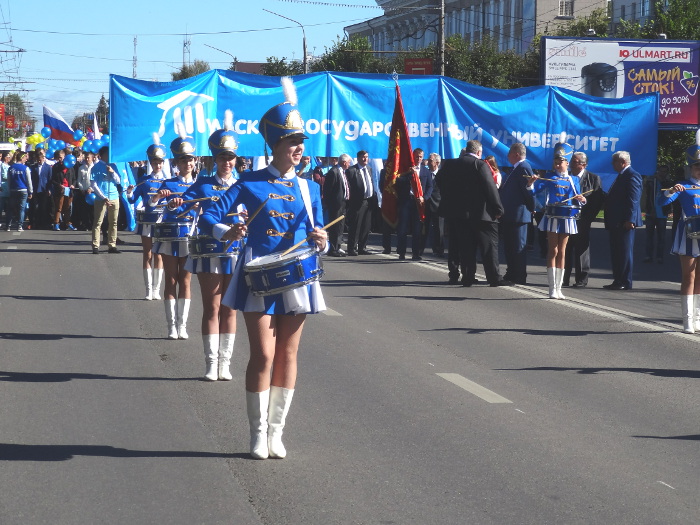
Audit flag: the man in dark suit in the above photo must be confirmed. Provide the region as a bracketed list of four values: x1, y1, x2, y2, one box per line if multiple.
[437, 140, 510, 286]
[396, 148, 433, 260]
[322, 153, 351, 257]
[420, 152, 443, 256]
[563, 151, 605, 287]
[603, 150, 643, 290]
[345, 150, 376, 256]
[499, 143, 535, 284]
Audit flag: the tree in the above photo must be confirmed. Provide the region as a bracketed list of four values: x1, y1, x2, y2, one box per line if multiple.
[171, 59, 210, 81]
[556, 8, 610, 38]
[310, 35, 396, 74]
[261, 57, 304, 77]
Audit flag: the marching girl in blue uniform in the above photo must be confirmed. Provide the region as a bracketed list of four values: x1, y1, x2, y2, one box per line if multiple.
[126, 134, 166, 301]
[167, 111, 245, 381]
[530, 140, 586, 299]
[150, 129, 197, 340]
[658, 130, 700, 333]
[199, 78, 328, 459]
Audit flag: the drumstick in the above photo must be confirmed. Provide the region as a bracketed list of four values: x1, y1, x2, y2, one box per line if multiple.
[523, 175, 557, 182]
[662, 185, 700, 192]
[155, 195, 219, 207]
[226, 212, 241, 216]
[559, 189, 594, 204]
[280, 214, 345, 256]
[222, 197, 270, 251]
[148, 191, 183, 195]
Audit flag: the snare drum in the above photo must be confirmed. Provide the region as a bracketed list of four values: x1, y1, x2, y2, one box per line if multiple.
[153, 221, 193, 242]
[244, 247, 323, 297]
[136, 209, 164, 225]
[545, 203, 580, 220]
[188, 235, 242, 258]
[685, 215, 700, 238]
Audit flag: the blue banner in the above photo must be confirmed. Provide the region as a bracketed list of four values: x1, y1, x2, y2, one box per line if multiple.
[110, 70, 659, 185]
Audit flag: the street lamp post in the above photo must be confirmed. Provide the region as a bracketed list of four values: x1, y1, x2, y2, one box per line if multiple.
[263, 9, 308, 74]
[204, 44, 238, 71]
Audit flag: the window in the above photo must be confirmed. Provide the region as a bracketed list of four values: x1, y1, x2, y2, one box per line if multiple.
[631, 2, 637, 20]
[620, 4, 626, 20]
[641, 0, 650, 17]
[559, 0, 574, 17]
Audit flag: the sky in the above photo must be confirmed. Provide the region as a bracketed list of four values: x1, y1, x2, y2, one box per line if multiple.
[0, 0, 380, 128]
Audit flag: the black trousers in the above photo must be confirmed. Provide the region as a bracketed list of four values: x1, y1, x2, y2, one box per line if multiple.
[563, 221, 592, 285]
[326, 203, 346, 253]
[347, 198, 372, 252]
[447, 217, 500, 284]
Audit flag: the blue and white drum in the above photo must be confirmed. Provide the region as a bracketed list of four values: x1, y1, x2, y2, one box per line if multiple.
[188, 235, 242, 258]
[244, 247, 324, 297]
[545, 203, 580, 220]
[685, 215, 700, 238]
[153, 221, 193, 242]
[136, 209, 163, 225]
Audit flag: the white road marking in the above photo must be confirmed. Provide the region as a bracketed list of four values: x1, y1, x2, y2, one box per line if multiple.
[657, 481, 675, 490]
[323, 308, 342, 316]
[7, 246, 17, 250]
[0, 267, 11, 275]
[515, 409, 525, 414]
[437, 373, 512, 403]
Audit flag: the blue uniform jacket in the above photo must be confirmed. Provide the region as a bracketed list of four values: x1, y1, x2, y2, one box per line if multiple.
[499, 159, 535, 224]
[658, 179, 700, 219]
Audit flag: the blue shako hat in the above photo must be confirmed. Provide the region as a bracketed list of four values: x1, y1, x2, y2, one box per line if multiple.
[553, 132, 574, 162]
[686, 129, 700, 166]
[147, 132, 167, 161]
[208, 110, 239, 157]
[170, 123, 196, 160]
[259, 77, 308, 153]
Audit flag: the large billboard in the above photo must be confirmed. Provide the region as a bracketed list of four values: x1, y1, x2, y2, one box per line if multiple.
[542, 37, 699, 130]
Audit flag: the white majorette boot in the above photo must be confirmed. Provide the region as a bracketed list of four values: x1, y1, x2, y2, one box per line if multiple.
[165, 299, 178, 339]
[555, 267, 566, 300]
[218, 333, 235, 381]
[694, 295, 700, 332]
[547, 267, 557, 299]
[203, 334, 219, 381]
[681, 295, 695, 333]
[177, 298, 190, 339]
[143, 268, 153, 300]
[152, 268, 163, 300]
[268, 386, 295, 459]
[247, 390, 270, 459]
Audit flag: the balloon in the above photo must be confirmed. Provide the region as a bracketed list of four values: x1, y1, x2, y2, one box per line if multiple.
[86, 132, 94, 140]
[55, 140, 66, 150]
[85, 192, 96, 205]
[40, 127, 52, 138]
[100, 134, 109, 145]
[80, 137, 87, 145]
[92, 139, 103, 152]
[64, 154, 76, 168]
[47, 149, 55, 159]
[73, 129, 84, 141]
[35, 143, 45, 150]
[83, 140, 93, 152]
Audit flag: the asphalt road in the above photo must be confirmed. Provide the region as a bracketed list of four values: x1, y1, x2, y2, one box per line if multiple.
[0, 226, 698, 524]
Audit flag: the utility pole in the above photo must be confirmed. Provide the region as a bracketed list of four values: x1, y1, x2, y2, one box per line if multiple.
[438, 0, 445, 76]
[183, 34, 191, 67]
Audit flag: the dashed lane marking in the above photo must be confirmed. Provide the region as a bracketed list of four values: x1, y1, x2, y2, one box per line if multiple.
[0, 267, 11, 275]
[323, 307, 342, 316]
[437, 373, 512, 404]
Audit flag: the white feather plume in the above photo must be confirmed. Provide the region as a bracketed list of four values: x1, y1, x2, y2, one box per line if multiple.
[152, 132, 161, 146]
[224, 109, 234, 131]
[559, 131, 568, 145]
[695, 128, 700, 146]
[176, 121, 187, 140]
[281, 76, 298, 106]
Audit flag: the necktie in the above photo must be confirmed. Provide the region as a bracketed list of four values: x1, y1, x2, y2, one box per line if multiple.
[342, 170, 349, 200]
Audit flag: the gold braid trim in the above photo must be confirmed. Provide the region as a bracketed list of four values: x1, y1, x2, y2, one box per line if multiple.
[268, 193, 295, 201]
[266, 229, 294, 239]
[269, 210, 295, 220]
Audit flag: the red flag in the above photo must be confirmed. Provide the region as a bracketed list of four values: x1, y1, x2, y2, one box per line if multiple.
[381, 83, 414, 229]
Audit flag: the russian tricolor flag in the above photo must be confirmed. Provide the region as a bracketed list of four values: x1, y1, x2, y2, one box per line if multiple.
[43, 105, 77, 145]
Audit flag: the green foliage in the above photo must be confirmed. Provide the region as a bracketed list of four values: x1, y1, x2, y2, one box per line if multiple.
[310, 35, 398, 74]
[171, 59, 211, 81]
[261, 57, 304, 77]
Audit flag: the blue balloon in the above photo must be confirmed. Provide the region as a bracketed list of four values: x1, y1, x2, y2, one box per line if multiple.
[93, 139, 103, 152]
[64, 154, 76, 168]
[47, 149, 55, 159]
[73, 129, 84, 141]
[40, 127, 52, 139]
[83, 140, 93, 152]
[48, 139, 57, 149]
[55, 140, 66, 150]
[100, 134, 109, 144]
[85, 192, 96, 205]
[35, 143, 45, 150]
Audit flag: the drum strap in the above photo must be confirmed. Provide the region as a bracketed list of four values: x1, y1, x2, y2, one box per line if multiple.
[298, 177, 314, 229]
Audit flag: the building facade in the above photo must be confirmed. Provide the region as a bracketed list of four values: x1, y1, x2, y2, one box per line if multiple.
[346, 0, 609, 56]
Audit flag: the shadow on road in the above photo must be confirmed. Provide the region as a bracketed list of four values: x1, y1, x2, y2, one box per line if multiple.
[0, 370, 197, 382]
[0, 443, 249, 461]
[494, 366, 700, 378]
